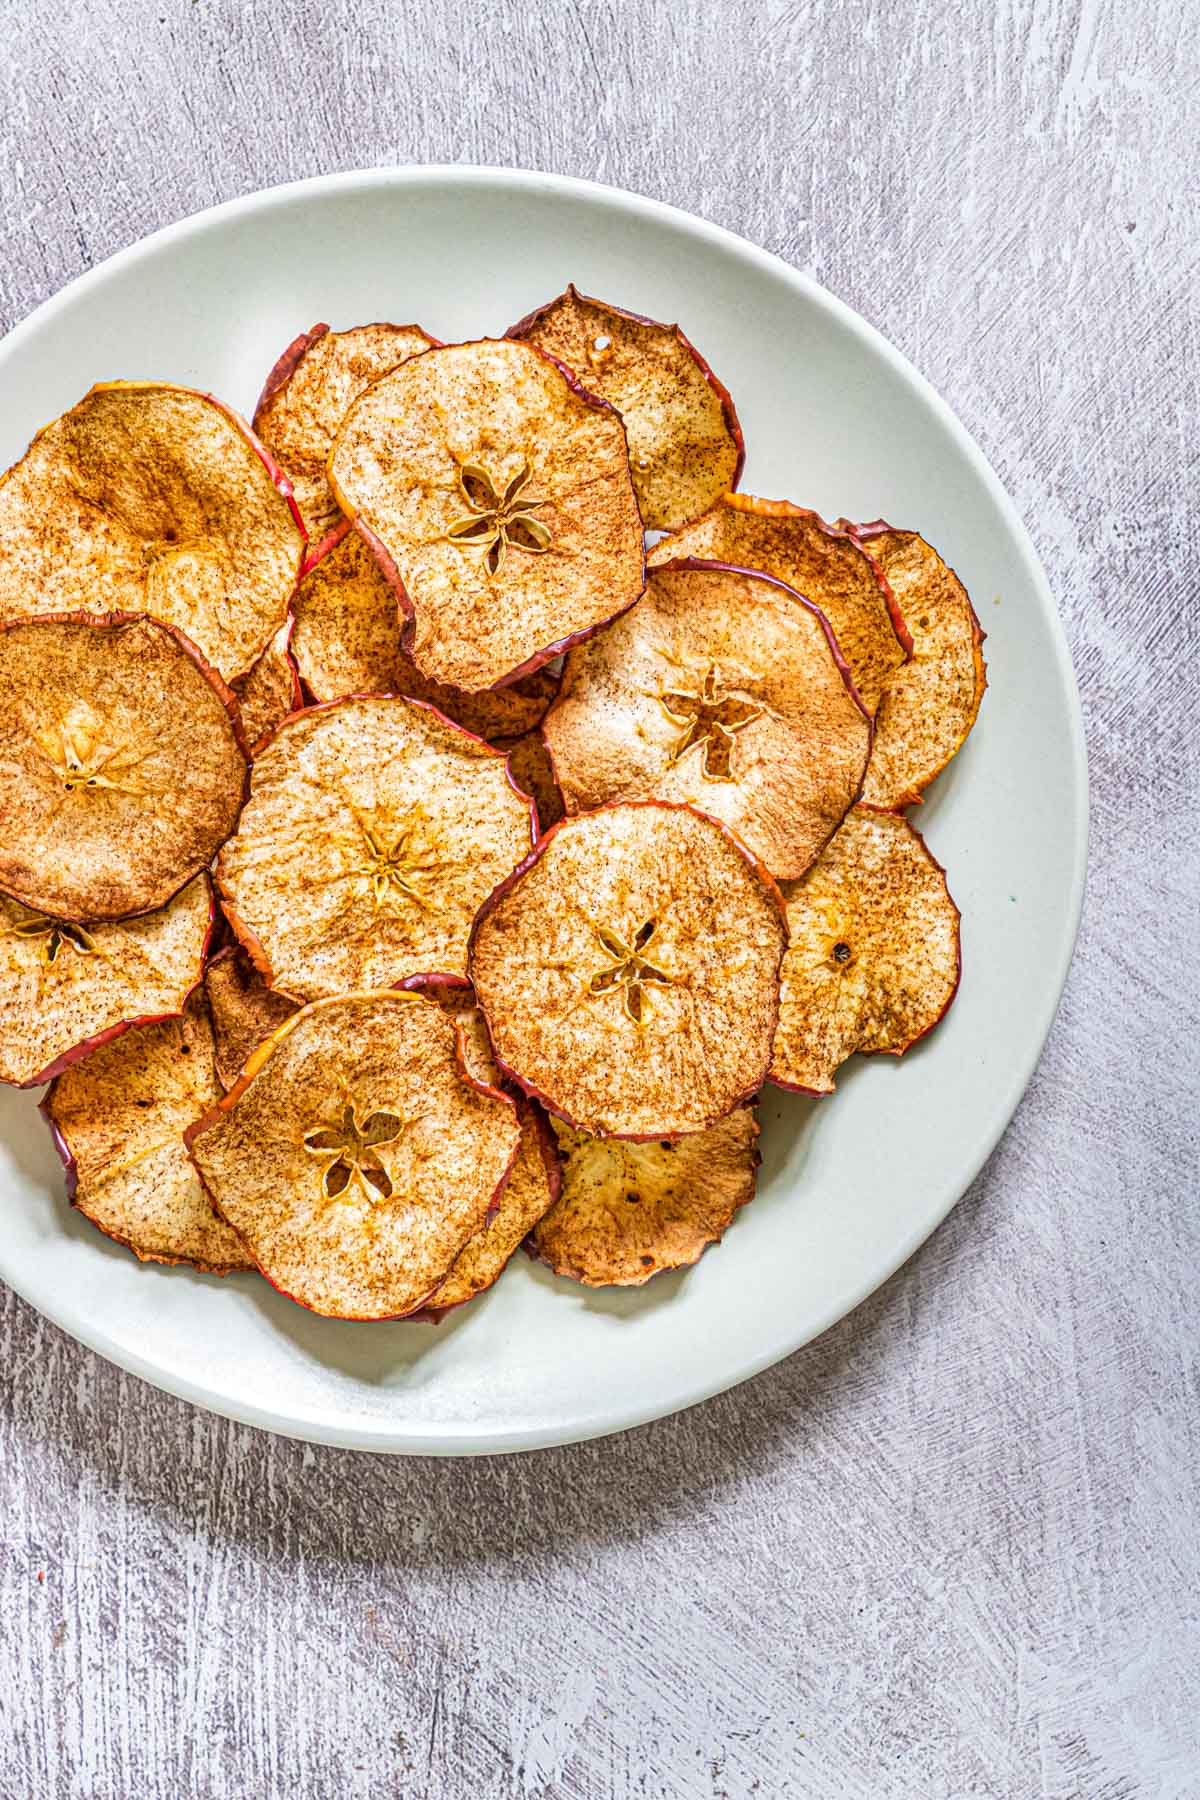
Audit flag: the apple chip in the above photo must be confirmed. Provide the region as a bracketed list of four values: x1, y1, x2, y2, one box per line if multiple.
[469, 803, 787, 1138]
[216, 696, 533, 1001]
[770, 809, 961, 1094]
[290, 529, 559, 736]
[531, 1106, 758, 1286]
[186, 992, 521, 1319]
[203, 945, 298, 1090]
[230, 620, 301, 750]
[648, 494, 909, 714]
[508, 286, 743, 530]
[425, 1102, 558, 1314]
[0, 874, 212, 1088]
[542, 562, 872, 879]
[502, 730, 564, 836]
[0, 614, 248, 921]
[254, 322, 435, 560]
[843, 524, 987, 808]
[0, 382, 305, 679]
[411, 985, 560, 1316]
[44, 989, 252, 1272]
[327, 338, 645, 690]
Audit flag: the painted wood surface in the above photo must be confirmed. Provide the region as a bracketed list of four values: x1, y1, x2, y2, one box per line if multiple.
[1, 1, 1196, 1794]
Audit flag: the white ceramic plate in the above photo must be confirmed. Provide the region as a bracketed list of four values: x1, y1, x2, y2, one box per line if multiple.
[0, 168, 1086, 1455]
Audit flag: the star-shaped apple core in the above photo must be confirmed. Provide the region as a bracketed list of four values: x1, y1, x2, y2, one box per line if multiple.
[445, 461, 552, 575]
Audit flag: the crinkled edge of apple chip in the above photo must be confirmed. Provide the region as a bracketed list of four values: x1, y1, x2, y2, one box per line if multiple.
[842, 520, 988, 809]
[508, 285, 745, 530]
[528, 1102, 759, 1286]
[41, 986, 253, 1274]
[0, 874, 215, 1089]
[230, 616, 303, 753]
[769, 809, 962, 1096]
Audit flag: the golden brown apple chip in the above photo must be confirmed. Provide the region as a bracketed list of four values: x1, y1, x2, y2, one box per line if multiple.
[253, 322, 436, 559]
[203, 945, 299, 1090]
[542, 562, 871, 879]
[648, 493, 909, 715]
[44, 988, 253, 1272]
[842, 525, 987, 809]
[508, 286, 743, 530]
[531, 1106, 758, 1286]
[327, 338, 645, 690]
[0, 382, 305, 679]
[0, 875, 212, 1088]
[469, 803, 787, 1139]
[411, 981, 560, 1315]
[501, 731, 564, 836]
[229, 620, 301, 750]
[770, 809, 961, 1094]
[0, 614, 248, 922]
[216, 696, 532, 1001]
[290, 529, 559, 736]
[186, 991, 520, 1319]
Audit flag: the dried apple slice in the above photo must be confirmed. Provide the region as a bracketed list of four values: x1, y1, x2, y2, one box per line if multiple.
[254, 322, 436, 561]
[290, 529, 559, 737]
[842, 524, 987, 809]
[648, 493, 909, 715]
[531, 1106, 758, 1286]
[508, 286, 743, 530]
[425, 1102, 559, 1315]
[0, 614, 248, 922]
[216, 695, 533, 1001]
[0, 382, 305, 679]
[410, 984, 560, 1316]
[542, 562, 872, 879]
[327, 337, 645, 691]
[186, 991, 521, 1319]
[0, 874, 212, 1088]
[501, 730, 564, 836]
[469, 803, 787, 1139]
[770, 808, 961, 1094]
[230, 619, 301, 750]
[43, 988, 252, 1272]
[203, 945, 298, 1090]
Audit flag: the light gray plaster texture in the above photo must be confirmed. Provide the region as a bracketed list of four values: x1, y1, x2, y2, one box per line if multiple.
[0, 1, 1196, 1795]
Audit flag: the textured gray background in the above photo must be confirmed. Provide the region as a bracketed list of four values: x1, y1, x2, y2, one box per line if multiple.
[1, 1, 1197, 1796]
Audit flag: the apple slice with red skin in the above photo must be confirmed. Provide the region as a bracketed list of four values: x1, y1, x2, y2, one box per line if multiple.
[186, 991, 521, 1320]
[769, 808, 961, 1095]
[541, 560, 873, 879]
[0, 612, 249, 922]
[203, 944, 299, 1091]
[648, 492, 910, 716]
[327, 337, 645, 692]
[43, 985, 253, 1273]
[507, 285, 744, 531]
[530, 1105, 759, 1286]
[253, 322, 436, 566]
[216, 694, 534, 1002]
[290, 527, 559, 738]
[0, 874, 213, 1089]
[838, 523, 987, 809]
[230, 618, 302, 752]
[469, 802, 788, 1140]
[0, 381, 306, 680]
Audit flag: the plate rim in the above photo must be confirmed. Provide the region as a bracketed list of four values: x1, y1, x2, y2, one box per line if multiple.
[0, 164, 1089, 1455]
